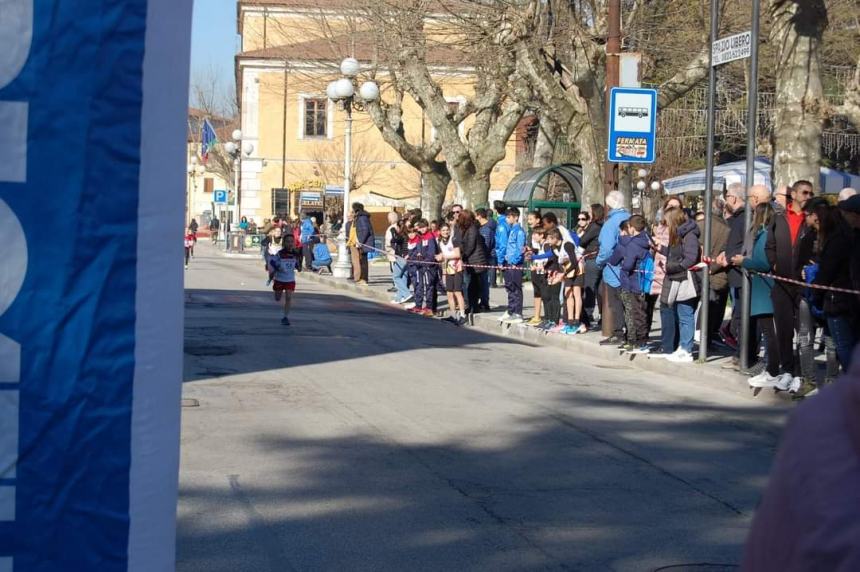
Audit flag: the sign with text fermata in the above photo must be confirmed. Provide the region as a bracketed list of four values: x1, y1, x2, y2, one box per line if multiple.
[0, 1, 191, 570]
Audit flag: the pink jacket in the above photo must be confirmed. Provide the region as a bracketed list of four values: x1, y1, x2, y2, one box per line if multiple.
[650, 224, 669, 296]
[742, 346, 860, 571]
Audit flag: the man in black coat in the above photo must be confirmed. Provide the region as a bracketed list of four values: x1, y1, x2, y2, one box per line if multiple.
[765, 180, 815, 386]
[716, 183, 763, 371]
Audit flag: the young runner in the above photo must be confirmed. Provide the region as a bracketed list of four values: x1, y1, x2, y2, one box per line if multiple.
[184, 227, 195, 269]
[268, 236, 300, 325]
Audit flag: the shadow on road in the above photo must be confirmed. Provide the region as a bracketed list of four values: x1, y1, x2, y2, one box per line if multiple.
[183, 288, 529, 383]
[177, 391, 779, 571]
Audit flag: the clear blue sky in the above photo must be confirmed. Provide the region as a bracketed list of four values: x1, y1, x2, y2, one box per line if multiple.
[190, 0, 238, 106]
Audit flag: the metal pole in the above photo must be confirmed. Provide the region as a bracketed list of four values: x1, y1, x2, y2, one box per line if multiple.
[698, 0, 719, 362]
[604, 0, 621, 198]
[739, 0, 761, 371]
[333, 102, 353, 278]
[601, 0, 621, 338]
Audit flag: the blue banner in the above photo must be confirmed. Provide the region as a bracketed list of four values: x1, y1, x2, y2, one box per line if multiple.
[0, 2, 190, 571]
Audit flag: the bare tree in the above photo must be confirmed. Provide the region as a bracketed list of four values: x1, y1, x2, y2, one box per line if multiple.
[769, 0, 828, 189]
[498, 0, 713, 206]
[362, 1, 530, 208]
[286, 135, 385, 192]
[190, 70, 238, 188]
[833, 55, 860, 130]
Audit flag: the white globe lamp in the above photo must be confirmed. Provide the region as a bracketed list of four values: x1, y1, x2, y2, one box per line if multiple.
[334, 77, 355, 99]
[340, 57, 360, 78]
[242, 141, 254, 156]
[637, 168, 648, 179]
[359, 81, 380, 102]
[326, 81, 338, 101]
[232, 129, 242, 142]
[224, 141, 237, 155]
[636, 180, 647, 191]
[650, 181, 661, 191]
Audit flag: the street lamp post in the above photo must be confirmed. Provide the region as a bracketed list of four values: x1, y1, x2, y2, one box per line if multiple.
[187, 155, 205, 223]
[326, 57, 379, 279]
[223, 129, 254, 230]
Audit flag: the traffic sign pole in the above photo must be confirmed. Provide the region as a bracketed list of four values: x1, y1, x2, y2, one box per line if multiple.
[699, 0, 720, 363]
[740, 0, 761, 372]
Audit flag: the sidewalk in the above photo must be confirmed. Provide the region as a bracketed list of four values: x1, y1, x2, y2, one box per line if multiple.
[298, 255, 800, 405]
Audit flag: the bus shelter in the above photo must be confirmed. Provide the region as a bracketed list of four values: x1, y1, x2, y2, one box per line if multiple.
[502, 164, 583, 228]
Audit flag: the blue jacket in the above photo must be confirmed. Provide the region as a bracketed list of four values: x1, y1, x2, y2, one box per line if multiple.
[353, 211, 374, 251]
[741, 227, 774, 317]
[479, 221, 496, 255]
[495, 218, 510, 263]
[505, 223, 526, 266]
[300, 218, 315, 243]
[608, 232, 651, 294]
[596, 207, 630, 287]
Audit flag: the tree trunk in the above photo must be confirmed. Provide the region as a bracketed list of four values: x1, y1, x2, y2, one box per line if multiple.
[769, 0, 827, 190]
[457, 174, 491, 210]
[420, 167, 450, 221]
[532, 117, 557, 168]
[568, 116, 605, 207]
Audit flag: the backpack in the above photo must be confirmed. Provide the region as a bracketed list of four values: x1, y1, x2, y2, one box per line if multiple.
[638, 252, 655, 294]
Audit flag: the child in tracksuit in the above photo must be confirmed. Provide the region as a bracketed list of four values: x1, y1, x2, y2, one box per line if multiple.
[609, 215, 652, 353]
[411, 219, 438, 317]
[501, 207, 526, 323]
[405, 224, 421, 310]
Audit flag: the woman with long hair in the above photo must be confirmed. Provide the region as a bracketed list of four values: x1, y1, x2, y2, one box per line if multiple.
[457, 210, 488, 317]
[652, 206, 700, 363]
[811, 203, 856, 372]
[731, 202, 785, 389]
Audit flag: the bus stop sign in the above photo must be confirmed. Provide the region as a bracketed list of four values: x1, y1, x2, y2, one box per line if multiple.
[607, 87, 658, 164]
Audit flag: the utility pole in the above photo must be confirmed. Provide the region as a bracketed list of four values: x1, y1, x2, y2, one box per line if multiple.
[604, 0, 621, 198]
[602, 0, 622, 338]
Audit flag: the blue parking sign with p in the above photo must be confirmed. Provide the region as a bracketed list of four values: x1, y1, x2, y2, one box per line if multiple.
[607, 87, 658, 164]
[0, 2, 191, 571]
[214, 189, 228, 204]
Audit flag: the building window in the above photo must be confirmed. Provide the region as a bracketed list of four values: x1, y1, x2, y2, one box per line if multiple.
[304, 98, 327, 138]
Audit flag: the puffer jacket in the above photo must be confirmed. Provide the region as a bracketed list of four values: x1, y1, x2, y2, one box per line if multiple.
[650, 223, 669, 296]
[663, 219, 701, 282]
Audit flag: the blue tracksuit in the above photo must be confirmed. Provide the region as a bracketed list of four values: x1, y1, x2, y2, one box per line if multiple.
[504, 223, 526, 314]
[495, 217, 510, 266]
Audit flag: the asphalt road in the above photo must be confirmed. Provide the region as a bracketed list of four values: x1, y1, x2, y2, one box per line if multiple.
[177, 243, 786, 572]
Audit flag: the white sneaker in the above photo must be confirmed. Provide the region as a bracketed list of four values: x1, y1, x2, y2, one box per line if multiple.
[500, 311, 511, 322]
[787, 376, 802, 393]
[749, 373, 781, 389]
[505, 313, 524, 324]
[666, 349, 693, 363]
[403, 302, 416, 310]
[747, 370, 769, 386]
[774, 374, 797, 392]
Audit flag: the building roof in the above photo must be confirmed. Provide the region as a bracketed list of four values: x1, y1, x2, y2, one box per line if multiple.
[238, 34, 468, 68]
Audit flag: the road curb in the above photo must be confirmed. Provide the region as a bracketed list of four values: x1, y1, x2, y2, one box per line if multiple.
[297, 271, 792, 407]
